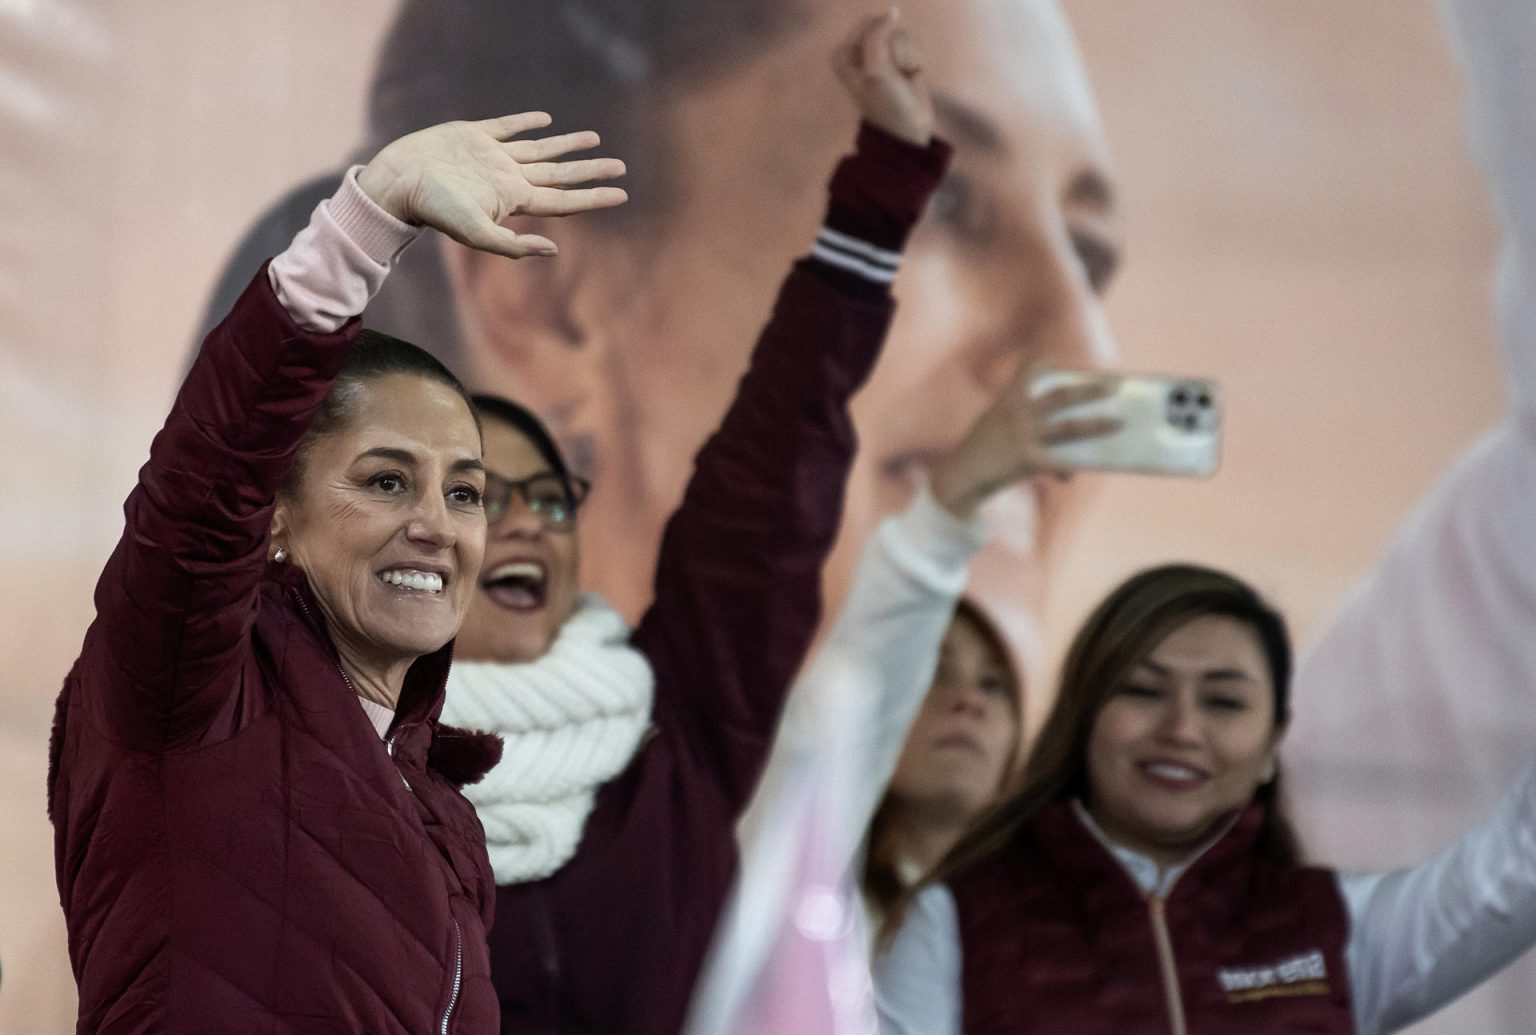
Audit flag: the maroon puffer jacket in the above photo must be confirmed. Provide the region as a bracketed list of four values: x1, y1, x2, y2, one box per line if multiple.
[48, 269, 503, 1034]
[951, 802, 1354, 1034]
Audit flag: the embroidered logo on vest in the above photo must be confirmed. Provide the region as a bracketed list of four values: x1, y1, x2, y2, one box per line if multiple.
[1217, 949, 1331, 1004]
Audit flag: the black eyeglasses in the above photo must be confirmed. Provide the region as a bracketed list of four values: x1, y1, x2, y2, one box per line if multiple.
[482, 471, 590, 530]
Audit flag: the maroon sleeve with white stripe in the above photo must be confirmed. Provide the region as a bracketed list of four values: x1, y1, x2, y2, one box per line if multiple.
[808, 122, 951, 292]
[632, 122, 951, 814]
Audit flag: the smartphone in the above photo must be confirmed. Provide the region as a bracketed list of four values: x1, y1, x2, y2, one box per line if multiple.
[1031, 369, 1221, 477]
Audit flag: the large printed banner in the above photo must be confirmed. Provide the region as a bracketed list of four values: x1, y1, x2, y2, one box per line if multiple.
[2, 2, 1527, 1031]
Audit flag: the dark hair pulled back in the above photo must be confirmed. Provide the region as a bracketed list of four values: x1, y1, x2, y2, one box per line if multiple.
[282, 328, 479, 497]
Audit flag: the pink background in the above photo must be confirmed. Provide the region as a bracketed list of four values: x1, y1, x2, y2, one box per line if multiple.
[0, 2, 1517, 1031]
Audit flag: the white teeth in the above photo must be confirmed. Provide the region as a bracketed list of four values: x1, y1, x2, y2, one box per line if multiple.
[486, 561, 544, 584]
[379, 569, 444, 593]
[1147, 764, 1201, 782]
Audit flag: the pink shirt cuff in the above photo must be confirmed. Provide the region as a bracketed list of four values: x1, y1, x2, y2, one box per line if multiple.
[267, 166, 420, 332]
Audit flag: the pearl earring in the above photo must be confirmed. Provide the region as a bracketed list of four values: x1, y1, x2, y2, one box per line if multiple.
[272, 547, 289, 564]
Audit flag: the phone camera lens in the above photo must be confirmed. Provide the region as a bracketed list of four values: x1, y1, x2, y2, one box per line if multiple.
[1171, 388, 1190, 406]
[1197, 392, 1211, 408]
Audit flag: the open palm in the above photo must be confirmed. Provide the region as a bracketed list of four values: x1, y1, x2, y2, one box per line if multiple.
[357, 111, 628, 258]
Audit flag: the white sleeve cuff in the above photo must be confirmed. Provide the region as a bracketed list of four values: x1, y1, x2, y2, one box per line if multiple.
[880, 482, 990, 586]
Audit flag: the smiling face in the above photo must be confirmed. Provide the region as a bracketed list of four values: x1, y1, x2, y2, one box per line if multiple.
[272, 373, 486, 684]
[449, 0, 1118, 649]
[887, 609, 1022, 823]
[452, 416, 583, 663]
[1085, 614, 1284, 867]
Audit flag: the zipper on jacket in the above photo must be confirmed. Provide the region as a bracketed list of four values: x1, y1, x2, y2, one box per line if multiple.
[1146, 896, 1189, 1035]
[385, 733, 412, 791]
[440, 916, 463, 1034]
[292, 588, 414, 791]
[291, 589, 361, 694]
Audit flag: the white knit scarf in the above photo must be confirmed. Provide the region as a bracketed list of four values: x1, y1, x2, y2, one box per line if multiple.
[441, 593, 655, 884]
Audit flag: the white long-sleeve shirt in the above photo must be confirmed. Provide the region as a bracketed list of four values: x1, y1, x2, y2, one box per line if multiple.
[683, 486, 987, 1034]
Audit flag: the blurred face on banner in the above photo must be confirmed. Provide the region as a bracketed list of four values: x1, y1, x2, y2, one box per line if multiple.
[442, 0, 1119, 678]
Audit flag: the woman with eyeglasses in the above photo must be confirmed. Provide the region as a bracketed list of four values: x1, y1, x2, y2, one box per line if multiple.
[431, 16, 959, 1033]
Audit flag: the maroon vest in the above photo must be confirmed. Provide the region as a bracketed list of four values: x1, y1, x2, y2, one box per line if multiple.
[950, 802, 1354, 1034]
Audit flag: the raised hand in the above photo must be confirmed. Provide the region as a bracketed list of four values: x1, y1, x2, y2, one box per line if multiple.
[833, 9, 935, 146]
[929, 369, 1122, 520]
[356, 112, 628, 259]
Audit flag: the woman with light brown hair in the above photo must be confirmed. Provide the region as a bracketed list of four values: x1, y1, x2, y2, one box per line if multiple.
[859, 598, 1026, 926]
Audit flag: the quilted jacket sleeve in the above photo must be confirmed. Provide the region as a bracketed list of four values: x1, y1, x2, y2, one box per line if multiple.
[77, 270, 358, 751]
[633, 124, 951, 813]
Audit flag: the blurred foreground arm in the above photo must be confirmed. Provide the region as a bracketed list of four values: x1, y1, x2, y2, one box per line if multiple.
[1294, 0, 1536, 819]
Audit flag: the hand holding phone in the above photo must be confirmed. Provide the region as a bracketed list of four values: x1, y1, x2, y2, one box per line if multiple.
[1032, 369, 1221, 477]
[928, 368, 1121, 518]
